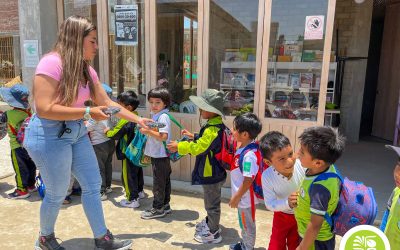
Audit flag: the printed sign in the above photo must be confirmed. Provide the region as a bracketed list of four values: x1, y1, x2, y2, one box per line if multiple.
[114, 4, 138, 46]
[340, 225, 390, 250]
[304, 15, 325, 40]
[23, 40, 39, 68]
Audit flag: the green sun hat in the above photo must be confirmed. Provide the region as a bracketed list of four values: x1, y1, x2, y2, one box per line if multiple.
[189, 89, 225, 118]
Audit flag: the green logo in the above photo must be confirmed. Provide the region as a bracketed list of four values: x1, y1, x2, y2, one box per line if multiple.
[340, 225, 390, 250]
[243, 162, 251, 173]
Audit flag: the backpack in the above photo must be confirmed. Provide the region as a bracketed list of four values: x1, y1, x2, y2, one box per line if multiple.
[310, 167, 378, 236]
[36, 174, 46, 199]
[238, 142, 267, 200]
[6, 110, 31, 145]
[213, 124, 236, 170]
[162, 113, 186, 162]
[125, 127, 151, 167]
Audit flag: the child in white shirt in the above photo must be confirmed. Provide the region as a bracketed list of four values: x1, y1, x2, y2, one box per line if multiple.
[259, 131, 306, 250]
[229, 113, 262, 250]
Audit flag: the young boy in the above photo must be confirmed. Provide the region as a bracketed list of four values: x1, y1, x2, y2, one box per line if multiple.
[167, 89, 227, 244]
[105, 90, 145, 208]
[228, 112, 262, 250]
[259, 131, 305, 250]
[87, 83, 116, 201]
[295, 126, 345, 250]
[0, 84, 37, 199]
[140, 87, 173, 219]
[380, 145, 400, 248]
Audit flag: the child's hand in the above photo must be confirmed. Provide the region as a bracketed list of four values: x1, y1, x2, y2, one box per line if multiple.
[229, 195, 241, 208]
[181, 129, 194, 139]
[166, 141, 178, 153]
[103, 127, 110, 133]
[140, 127, 150, 135]
[288, 191, 298, 208]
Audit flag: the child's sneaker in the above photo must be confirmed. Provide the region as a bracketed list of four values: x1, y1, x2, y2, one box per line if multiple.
[229, 242, 245, 250]
[100, 192, 108, 201]
[163, 204, 172, 214]
[34, 233, 65, 250]
[105, 187, 113, 194]
[194, 228, 222, 244]
[141, 207, 166, 219]
[8, 189, 30, 199]
[94, 229, 132, 250]
[28, 185, 37, 193]
[138, 191, 146, 199]
[120, 199, 139, 208]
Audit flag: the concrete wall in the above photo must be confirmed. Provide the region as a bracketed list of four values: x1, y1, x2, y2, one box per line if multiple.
[18, 0, 58, 88]
[0, 0, 19, 35]
[333, 0, 373, 142]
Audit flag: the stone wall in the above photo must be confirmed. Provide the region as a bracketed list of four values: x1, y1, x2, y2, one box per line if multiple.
[0, 0, 19, 35]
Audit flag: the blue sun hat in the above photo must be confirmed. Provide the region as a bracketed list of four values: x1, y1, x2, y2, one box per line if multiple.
[102, 83, 113, 96]
[0, 84, 29, 109]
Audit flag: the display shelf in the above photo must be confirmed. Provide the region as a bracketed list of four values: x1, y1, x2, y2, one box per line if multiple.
[221, 61, 337, 70]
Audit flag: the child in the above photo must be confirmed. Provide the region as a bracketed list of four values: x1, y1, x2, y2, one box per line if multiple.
[259, 131, 305, 250]
[380, 145, 400, 248]
[228, 112, 262, 250]
[140, 87, 172, 219]
[0, 84, 37, 199]
[295, 126, 345, 250]
[87, 83, 116, 201]
[167, 89, 227, 244]
[105, 90, 145, 208]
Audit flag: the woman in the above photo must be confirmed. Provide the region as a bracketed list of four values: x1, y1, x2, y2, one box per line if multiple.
[25, 16, 150, 250]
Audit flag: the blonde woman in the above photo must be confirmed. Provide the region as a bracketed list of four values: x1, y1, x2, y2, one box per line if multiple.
[25, 16, 150, 250]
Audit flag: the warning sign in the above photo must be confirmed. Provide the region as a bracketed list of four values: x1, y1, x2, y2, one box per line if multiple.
[304, 16, 325, 40]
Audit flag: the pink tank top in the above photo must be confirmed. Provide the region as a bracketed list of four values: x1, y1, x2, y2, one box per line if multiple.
[35, 53, 99, 108]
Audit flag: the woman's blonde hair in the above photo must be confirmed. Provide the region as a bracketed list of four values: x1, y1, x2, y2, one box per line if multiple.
[54, 15, 96, 106]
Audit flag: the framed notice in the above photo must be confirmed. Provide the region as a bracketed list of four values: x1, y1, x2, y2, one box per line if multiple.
[114, 4, 138, 46]
[304, 15, 325, 40]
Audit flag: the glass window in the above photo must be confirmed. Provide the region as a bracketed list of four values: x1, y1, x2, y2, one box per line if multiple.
[208, 0, 260, 116]
[265, 0, 333, 121]
[157, 0, 198, 113]
[63, 0, 100, 72]
[108, 0, 146, 107]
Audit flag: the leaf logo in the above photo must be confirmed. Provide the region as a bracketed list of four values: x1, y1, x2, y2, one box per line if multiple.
[352, 235, 377, 250]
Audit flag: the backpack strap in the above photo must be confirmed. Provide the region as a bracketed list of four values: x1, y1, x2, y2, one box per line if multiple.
[8, 123, 18, 136]
[238, 142, 259, 172]
[161, 113, 183, 149]
[310, 166, 343, 228]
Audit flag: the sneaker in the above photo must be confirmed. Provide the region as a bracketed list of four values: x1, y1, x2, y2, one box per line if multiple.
[163, 204, 172, 214]
[28, 185, 38, 193]
[105, 187, 113, 194]
[62, 196, 72, 205]
[120, 199, 139, 208]
[229, 242, 245, 250]
[141, 207, 166, 219]
[34, 233, 65, 250]
[100, 192, 108, 201]
[138, 191, 146, 199]
[94, 229, 132, 250]
[8, 189, 30, 199]
[195, 218, 222, 234]
[194, 228, 222, 244]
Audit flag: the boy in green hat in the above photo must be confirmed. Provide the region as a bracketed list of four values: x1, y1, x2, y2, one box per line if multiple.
[167, 89, 227, 244]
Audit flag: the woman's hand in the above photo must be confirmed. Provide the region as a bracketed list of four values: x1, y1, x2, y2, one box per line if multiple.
[139, 127, 150, 135]
[90, 106, 109, 121]
[138, 117, 153, 129]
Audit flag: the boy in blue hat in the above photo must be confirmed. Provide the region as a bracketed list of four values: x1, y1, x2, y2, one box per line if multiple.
[0, 84, 37, 199]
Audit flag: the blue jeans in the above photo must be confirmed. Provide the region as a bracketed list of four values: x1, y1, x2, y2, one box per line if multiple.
[24, 114, 107, 237]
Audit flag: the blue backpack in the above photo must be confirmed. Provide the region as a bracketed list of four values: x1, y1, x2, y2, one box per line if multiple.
[238, 142, 267, 200]
[125, 127, 151, 167]
[310, 166, 378, 236]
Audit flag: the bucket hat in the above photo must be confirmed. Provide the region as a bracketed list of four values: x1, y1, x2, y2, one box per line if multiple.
[0, 84, 29, 109]
[102, 83, 113, 96]
[386, 145, 400, 158]
[189, 89, 225, 117]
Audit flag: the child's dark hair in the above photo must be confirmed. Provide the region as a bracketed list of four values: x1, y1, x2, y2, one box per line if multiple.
[147, 87, 171, 107]
[117, 90, 140, 111]
[259, 131, 291, 160]
[299, 126, 345, 165]
[233, 112, 262, 140]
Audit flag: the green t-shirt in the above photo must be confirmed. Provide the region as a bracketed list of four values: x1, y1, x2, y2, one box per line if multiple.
[6, 109, 30, 150]
[294, 165, 340, 242]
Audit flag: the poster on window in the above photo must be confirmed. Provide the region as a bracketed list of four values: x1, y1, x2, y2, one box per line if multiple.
[114, 4, 138, 46]
[304, 15, 324, 40]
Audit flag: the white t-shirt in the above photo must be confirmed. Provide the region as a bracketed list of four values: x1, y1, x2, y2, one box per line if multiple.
[144, 112, 171, 158]
[230, 145, 260, 208]
[86, 120, 110, 145]
[261, 159, 306, 214]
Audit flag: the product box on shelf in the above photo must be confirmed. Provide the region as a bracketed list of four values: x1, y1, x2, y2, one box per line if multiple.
[290, 73, 300, 88]
[284, 44, 302, 56]
[300, 73, 313, 88]
[276, 74, 290, 87]
[239, 48, 256, 61]
[277, 55, 292, 62]
[225, 49, 242, 62]
[302, 50, 316, 62]
[313, 75, 321, 89]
